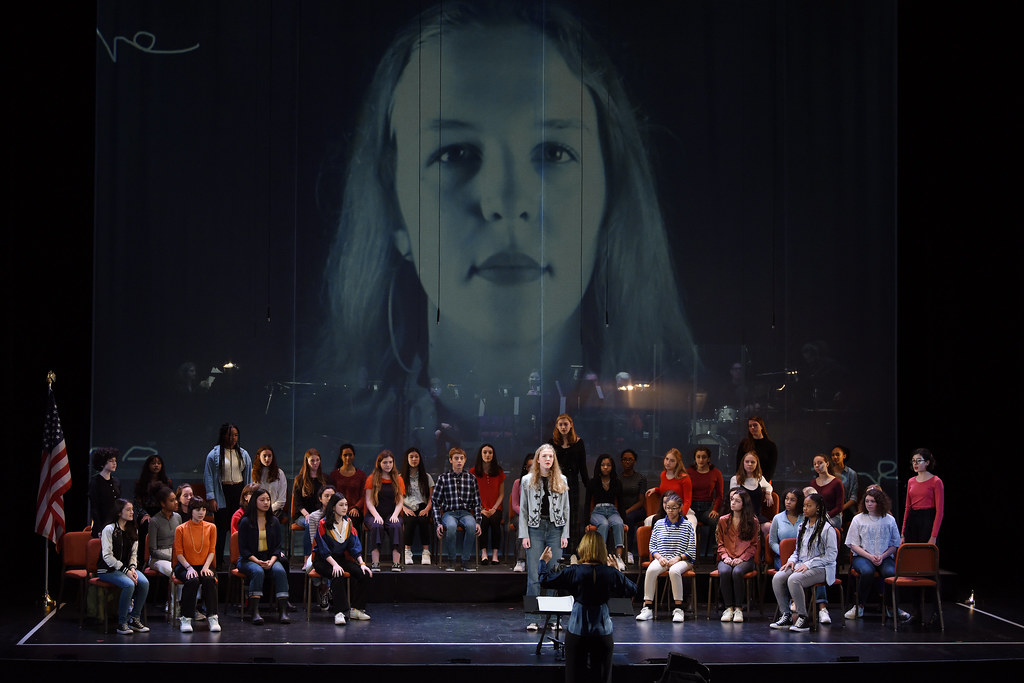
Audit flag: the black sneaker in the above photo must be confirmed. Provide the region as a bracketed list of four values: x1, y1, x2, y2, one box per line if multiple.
[319, 590, 331, 611]
[789, 615, 811, 632]
[127, 617, 150, 633]
[769, 613, 793, 629]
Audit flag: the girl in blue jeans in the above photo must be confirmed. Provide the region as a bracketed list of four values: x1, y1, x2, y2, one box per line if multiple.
[844, 485, 901, 619]
[585, 454, 627, 571]
[236, 487, 291, 624]
[98, 498, 150, 635]
[519, 444, 570, 631]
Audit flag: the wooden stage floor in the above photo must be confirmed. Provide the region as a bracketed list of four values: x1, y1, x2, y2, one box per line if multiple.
[4, 562, 1022, 681]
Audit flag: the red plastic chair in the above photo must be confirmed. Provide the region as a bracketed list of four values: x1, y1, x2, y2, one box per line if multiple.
[884, 543, 943, 632]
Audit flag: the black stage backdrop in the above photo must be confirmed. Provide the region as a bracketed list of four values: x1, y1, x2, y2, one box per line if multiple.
[7, 0, 1018, 608]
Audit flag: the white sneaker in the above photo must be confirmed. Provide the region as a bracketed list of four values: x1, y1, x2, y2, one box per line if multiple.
[208, 615, 221, 632]
[818, 607, 831, 625]
[404, 548, 414, 565]
[845, 605, 864, 620]
[627, 552, 635, 565]
[672, 608, 685, 623]
[721, 607, 735, 622]
[635, 606, 653, 621]
[334, 611, 347, 625]
[732, 608, 744, 623]
[513, 560, 525, 572]
[526, 622, 538, 631]
[421, 549, 431, 565]
[179, 616, 192, 633]
[349, 608, 371, 621]
[570, 554, 579, 565]
[615, 556, 627, 571]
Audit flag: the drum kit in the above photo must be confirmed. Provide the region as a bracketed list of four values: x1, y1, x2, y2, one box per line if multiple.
[690, 405, 742, 468]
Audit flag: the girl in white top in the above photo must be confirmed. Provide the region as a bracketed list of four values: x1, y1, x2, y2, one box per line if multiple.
[729, 451, 773, 537]
[252, 445, 288, 520]
[401, 446, 435, 565]
[844, 485, 901, 619]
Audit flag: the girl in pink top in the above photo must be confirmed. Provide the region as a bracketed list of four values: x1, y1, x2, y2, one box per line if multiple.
[902, 448, 944, 544]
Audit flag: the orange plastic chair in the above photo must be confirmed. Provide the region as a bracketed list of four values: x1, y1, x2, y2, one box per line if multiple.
[57, 530, 91, 625]
[884, 543, 943, 632]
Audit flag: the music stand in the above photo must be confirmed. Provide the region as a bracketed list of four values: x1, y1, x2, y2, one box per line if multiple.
[522, 596, 635, 656]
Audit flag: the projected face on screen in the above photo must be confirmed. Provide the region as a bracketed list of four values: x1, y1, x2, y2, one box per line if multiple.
[391, 25, 605, 349]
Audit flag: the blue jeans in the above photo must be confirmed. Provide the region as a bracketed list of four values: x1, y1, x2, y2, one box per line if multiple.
[589, 504, 624, 549]
[298, 516, 312, 557]
[237, 558, 290, 598]
[441, 510, 477, 563]
[100, 570, 149, 624]
[525, 518, 565, 599]
[852, 555, 896, 605]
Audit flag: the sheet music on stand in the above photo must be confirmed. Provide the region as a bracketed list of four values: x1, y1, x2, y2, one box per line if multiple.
[536, 595, 574, 612]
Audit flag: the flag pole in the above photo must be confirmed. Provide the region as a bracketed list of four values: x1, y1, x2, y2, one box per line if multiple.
[42, 371, 57, 612]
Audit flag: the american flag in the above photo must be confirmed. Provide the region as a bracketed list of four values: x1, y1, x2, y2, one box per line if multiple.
[35, 388, 72, 545]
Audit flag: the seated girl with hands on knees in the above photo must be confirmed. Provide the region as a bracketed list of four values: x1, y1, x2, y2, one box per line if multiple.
[173, 496, 221, 633]
[585, 453, 627, 571]
[99, 498, 150, 635]
[314, 493, 374, 625]
[236, 487, 291, 625]
[401, 447, 434, 566]
[635, 491, 696, 624]
[845, 485, 903, 620]
[770, 493, 838, 633]
[148, 486, 182, 609]
[471, 443, 506, 566]
[715, 487, 760, 623]
[364, 450, 406, 572]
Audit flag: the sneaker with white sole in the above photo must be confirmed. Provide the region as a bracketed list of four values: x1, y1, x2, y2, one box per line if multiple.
[845, 605, 864, 620]
[789, 615, 810, 632]
[635, 606, 653, 621]
[404, 548, 414, 564]
[769, 613, 793, 629]
[615, 556, 627, 572]
[128, 616, 149, 633]
[732, 608, 744, 623]
[627, 552, 635, 565]
[349, 608, 371, 621]
[116, 623, 133, 635]
[720, 607, 735, 622]
[818, 607, 831, 625]
[672, 608, 685, 623]
[526, 623, 538, 631]
[179, 616, 193, 633]
[513, 560, 525, 572]
[334, 611, 347, 625]
[208, 615, 221, 632]
[421, 549, 431, 565]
